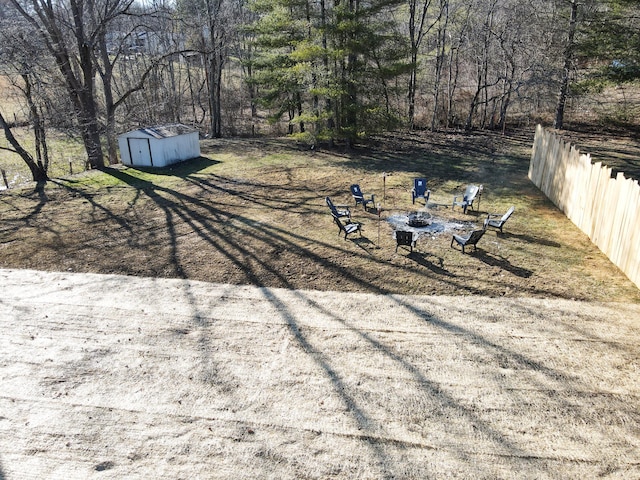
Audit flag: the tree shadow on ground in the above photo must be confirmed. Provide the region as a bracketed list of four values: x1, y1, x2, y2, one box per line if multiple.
[351, 236, 375, 254]
[8, 129, 637, 302]
[46, 164, 595, 300]
[99, 167, 390, 292]
[406, 251, 454, 277]
[1, 181, 51, 222]
[4, 134, 639, 476]
[268, 129, 539, 193]
[120, 156, 221, 177]
[495, 231, 561, 248]
[475, 250, 533, 278]
[263, 280, 636, 478]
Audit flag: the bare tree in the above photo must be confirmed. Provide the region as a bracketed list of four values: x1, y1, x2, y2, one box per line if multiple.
[5, 0, 110, 168]
[554, 0, 578, 129]
[0, 9, 54, 179]
[444, 2, 471, 128]
[430, 0, 448, 130]
[93, 2, 181, 163]
[406, 0, 442, 129]
[0, 110, 48, 182]
[178, 0, 233, 138]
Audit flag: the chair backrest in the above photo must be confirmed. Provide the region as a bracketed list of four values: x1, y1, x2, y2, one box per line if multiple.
[326, 196, 338, 215]
[396, 230, 414, 246]
[501, 206, 515, 222]
[467, 229, 486, 245]
[413, 178, 427, 195]
[464, 185, 479, 202]
[350, 184, 363, 199]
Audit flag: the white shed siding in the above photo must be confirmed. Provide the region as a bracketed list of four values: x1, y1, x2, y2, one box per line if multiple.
[127, 138, 152, 167]
[118, 125, 200, 167]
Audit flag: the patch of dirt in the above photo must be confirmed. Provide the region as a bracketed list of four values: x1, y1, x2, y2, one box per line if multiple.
[1, 269, 639, 479]
[0, 129, 638, 303]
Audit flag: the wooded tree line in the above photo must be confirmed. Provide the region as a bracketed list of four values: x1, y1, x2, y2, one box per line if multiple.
[0, 0, 638, 179]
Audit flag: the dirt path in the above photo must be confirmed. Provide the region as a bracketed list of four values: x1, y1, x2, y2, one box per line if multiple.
[1, 268, 639, 479]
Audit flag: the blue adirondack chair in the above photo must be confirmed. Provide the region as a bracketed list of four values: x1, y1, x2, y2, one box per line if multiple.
[326, 196, 351, 221]
[412, 178, 430, 204]
[334, 216, 362, 239]
[350, 184, 375, 210]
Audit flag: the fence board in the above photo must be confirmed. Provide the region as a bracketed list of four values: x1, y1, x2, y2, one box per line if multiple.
[608, 173, 626, 264]
[627, 184, 640, 282]
[595, 167, 613, 252]
[615, 175, 635, 266]
[583, 161, 602, 238]
[563, 146, 581, 219]
[529, 126, 639, 289]
[573, 153, 591, 230]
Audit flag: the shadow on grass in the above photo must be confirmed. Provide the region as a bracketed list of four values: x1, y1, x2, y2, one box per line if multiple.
[44, 160, 569, 300]
[495, 231, 561, 248]
[475, 250, 534, 278]
[23, 181, 50, 220]
[406, 251, 454, 277]
[97, 167, 390, 290]
[122, 156, 221, 177]
[316, 130, 538, 193]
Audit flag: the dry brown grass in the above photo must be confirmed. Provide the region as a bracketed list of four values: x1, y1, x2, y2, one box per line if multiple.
[1, 129, 638, 302]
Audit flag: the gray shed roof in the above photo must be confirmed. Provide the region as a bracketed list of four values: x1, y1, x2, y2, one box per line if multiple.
[126, 124, 198, 139]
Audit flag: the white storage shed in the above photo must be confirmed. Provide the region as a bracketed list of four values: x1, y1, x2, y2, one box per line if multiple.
[118, 124, 200, 168]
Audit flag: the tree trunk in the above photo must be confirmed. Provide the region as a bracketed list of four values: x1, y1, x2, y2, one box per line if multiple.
[465, 65, 483, 130]
[207, 52, 223, 138]
[407, 0, 440, 130]
[77, 92, 105, 170]
[320, 0, 335, 142]
[430, 2, 448, 131]
[445, 4, 469, 128]
[554, 0, 578, 130]
[21, 73, 50, 173]
[204, 0, 225, 139]
[215, 51, 224, 137]
[0, 112, 48, 182]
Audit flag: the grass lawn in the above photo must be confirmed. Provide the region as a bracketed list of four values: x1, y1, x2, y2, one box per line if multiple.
[1, 128, 639, 303]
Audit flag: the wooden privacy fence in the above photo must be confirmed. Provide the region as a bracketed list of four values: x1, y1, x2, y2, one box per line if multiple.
[529, 125, 640, 289]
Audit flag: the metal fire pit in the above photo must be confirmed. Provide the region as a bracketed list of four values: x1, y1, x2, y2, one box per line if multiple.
[407, 211, 432, 227]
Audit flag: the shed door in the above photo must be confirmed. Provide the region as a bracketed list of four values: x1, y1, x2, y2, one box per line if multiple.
[128, 138, 153, 166]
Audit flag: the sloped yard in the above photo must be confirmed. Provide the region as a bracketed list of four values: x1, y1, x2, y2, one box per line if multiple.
[1, 130, 638, 302]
